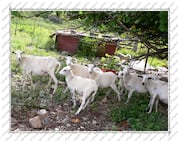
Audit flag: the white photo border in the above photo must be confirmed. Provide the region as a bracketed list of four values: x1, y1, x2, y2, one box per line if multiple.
[0, 0, 178, 141]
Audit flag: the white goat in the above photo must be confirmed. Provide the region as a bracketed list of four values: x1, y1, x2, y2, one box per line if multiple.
[65, 56, 90, 78]
[142, 75, 168, 114]
[12, 50, 62, 94]
[59, 66, 98, 115]
[117, 70, 127, 94]
[88, 64, 121, 101]
[119, 66, 147, 104]
[118, 53, 131, 63]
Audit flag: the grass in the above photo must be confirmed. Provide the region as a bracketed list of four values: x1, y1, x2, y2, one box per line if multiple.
[110, 93, 168, 131]
[11, 14, 168, 131]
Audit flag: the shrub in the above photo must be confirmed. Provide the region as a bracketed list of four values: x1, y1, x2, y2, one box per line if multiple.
[78, 37, 105, 59]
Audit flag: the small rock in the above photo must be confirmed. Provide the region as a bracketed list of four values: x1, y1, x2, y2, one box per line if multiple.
[82, 117, 88, 121]
[37, 109, 48, 116]
[63, 103, 69, 107]
[101, 97, 108, 104]
[66, 123, 71, 127]
[40, 99, 48, 107]
[56, 105, 63, 113]
[58, 105, 62, 108]
[62, 116, 70, 124]
[29, 116, 42, 129]
[50, 111, 57, 116]
[54, 128, 59, 131]
[14, 128, 20, 131]
[11, 117, 17, 125]
[41, 117, 51, 126]
[84, 122, 88, 125]
[92, 120, 97, 125]
[19, 124, 25, 129]
[77, 127, 81, 130]
[39, 91, 45, 97]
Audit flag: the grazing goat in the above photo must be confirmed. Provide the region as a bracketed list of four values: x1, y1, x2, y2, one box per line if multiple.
[12, 50, 61, 94]
[118, 66, 147, 104]
[142, 75, 168, 114]
[59, 66, 98, 115]
[87, 64, 121, 101]
[65, 56, 90, 78]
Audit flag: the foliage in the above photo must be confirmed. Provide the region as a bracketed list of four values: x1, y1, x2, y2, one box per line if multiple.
[78, 37, 104, 59]
[99, 54, 120, 70]
[66, 11, 168, 44]
[110, 93, 168, 131]
[159, 11, 168, 32]
[64, 11, 168, 60]
[148, 57, 167, 67]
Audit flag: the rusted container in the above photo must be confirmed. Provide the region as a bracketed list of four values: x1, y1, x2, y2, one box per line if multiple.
[51, 30, 118, 56]
[55, 31, 80, 54]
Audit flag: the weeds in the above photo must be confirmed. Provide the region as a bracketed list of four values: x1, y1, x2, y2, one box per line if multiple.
[110, 93, 168, 131]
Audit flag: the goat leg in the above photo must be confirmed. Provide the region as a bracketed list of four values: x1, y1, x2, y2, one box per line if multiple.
[126, 89, 134, 104]
[148, 94, 157, 114]
[75, 95, 86, 115]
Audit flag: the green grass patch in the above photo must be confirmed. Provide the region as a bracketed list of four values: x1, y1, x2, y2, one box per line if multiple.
[148, 57, 167, 67]
[110, 93, 168, 131]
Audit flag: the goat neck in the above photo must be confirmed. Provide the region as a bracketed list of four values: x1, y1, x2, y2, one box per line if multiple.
[65, 70, 74, 82]
[123, 70, 132, 85]
[90, 68, 100, 80]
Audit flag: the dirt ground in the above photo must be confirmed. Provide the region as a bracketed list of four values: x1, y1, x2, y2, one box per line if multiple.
[11, 75, 167, 131]
[11, 92, 130, 131]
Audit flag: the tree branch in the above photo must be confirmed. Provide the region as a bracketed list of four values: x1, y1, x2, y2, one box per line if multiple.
[19, 11, 51, 19]
[117, 20, 159, 51]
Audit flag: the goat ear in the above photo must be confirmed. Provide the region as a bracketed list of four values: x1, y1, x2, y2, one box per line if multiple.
[138, 75, 143, 78]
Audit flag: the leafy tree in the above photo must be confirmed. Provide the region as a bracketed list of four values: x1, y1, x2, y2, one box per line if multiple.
[65, 11, 168, 59]
[11, 11, 168, 59]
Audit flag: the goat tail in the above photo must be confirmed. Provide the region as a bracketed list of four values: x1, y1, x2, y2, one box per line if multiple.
[55, 62, 61, 73]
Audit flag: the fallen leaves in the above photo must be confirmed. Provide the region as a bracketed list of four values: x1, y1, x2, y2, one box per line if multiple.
[71, 118, 80, 123]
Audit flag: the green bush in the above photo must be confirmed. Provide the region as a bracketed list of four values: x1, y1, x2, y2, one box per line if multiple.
[78, 37, 105, 59]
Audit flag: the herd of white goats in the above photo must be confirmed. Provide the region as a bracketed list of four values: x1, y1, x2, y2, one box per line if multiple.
[12, 50, 168, 115]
